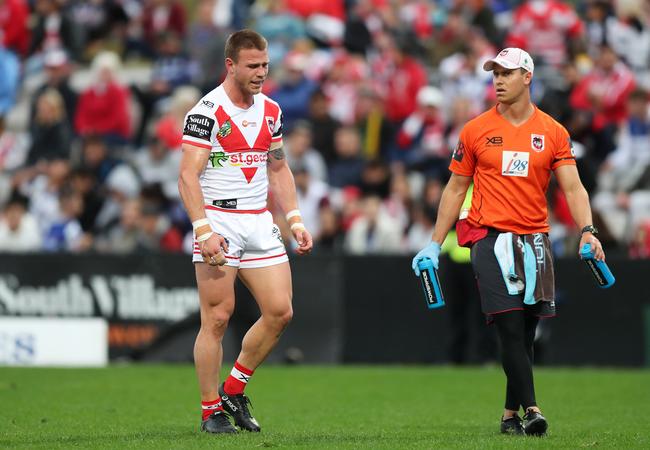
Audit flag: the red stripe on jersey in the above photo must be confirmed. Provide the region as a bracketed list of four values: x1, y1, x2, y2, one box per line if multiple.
[253, 100, 279, 149]
[204, 205, 267, 214]
[182, 139, 212, 149]
[214, 106, 252, 153]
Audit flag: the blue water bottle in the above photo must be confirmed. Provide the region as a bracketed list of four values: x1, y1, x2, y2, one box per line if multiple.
[580, 243, 615, 288]
[417, 258, 445, 309]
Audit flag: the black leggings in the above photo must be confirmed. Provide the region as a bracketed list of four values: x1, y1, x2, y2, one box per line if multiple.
[493, 309, 539, 411]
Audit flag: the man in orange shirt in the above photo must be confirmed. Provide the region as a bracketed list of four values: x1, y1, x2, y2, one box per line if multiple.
[412, 48, 605, 436]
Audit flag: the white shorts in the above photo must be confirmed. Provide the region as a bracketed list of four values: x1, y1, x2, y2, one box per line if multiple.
[192, 207, 288, 269]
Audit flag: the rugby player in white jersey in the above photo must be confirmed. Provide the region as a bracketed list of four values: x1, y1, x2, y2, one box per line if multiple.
[178, 29, 313, 434]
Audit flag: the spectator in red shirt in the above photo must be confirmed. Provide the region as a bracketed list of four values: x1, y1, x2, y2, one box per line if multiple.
[506, 0, 584, 67]
[0, 0, 29, 56]
[375, 32, 428, 125]
[570, 45, 635, 160]
[142, 0, 187, 56]
[285, 0, 345, 20]
[74, 51, 132, 145]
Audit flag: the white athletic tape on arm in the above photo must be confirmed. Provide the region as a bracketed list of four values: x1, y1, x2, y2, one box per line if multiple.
[286, 209, 301, 221]
[196, 232, 213, 242]
[290, 222, 306, 232]
[192, 218, 210, 229]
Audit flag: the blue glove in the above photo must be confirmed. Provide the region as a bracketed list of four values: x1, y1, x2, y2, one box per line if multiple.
[412, 242, 441, 276]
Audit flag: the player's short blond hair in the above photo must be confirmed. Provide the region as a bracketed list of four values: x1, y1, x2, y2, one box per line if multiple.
[225, 29, 268, 63]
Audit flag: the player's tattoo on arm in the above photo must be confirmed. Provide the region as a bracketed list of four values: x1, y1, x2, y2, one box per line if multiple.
[268, 147, 285, 162]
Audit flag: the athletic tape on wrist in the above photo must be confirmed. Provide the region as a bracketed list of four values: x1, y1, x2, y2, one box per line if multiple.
[290, 222, 306, 232]
[286, 209, 301, 221]
[196, 232, 213, 242]
[192, 218, 210, 229]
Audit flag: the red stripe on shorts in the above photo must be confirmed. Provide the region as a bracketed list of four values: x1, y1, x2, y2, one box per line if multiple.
[240, 252, 287, 262]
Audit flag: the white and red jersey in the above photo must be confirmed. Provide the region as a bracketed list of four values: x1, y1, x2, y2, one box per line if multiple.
[182, 85, 283, 210]
[506, 0, 583, 67]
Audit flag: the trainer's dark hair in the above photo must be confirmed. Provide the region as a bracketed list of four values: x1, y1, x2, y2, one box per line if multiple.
[225, 29, 267, 62]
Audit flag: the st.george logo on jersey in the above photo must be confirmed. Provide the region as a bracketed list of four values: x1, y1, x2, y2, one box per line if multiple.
[531, 134, 544, 152]
[502, 151, 529, 177]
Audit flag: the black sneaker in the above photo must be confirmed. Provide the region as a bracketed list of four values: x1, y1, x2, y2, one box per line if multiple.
[523, 409, 548, 436]
[200, 410, 238, 434]
[500, 414, 524, 435]
[219, 383, 261, 432]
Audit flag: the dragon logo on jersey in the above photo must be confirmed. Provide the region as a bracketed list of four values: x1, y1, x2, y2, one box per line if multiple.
[209, 151, 229, 167]
[266, 116, 275, 134]
[531, 134, 544, 152]
[217, 120, 232, 139]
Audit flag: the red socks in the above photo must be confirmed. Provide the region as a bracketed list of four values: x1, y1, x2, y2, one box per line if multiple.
[223, 361, 254, 395]
[201, 399, 222, 420]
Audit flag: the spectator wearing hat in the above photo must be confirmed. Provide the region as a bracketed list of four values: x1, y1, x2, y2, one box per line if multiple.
[74, 51, 132, 145]
[94, 163, 141, 233]
[30, 49, 77, 132]
[395, 85, 448, 178]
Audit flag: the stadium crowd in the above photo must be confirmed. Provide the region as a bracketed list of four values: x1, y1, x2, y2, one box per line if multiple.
[1, 0, 650, 258]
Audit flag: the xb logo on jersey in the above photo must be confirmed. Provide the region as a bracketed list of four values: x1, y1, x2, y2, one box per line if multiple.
[209, 151, 229, 167]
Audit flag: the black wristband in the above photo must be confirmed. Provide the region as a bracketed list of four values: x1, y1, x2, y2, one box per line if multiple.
[581, 225, 598, 235]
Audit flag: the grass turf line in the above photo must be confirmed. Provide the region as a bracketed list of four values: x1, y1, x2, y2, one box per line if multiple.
[1, 365, 649, 449]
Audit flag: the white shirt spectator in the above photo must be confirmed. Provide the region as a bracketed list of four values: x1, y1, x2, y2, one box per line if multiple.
[0, 212, 41, 252]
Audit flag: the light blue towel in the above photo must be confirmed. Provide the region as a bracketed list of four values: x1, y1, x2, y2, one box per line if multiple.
[494, 233, 523, 295]
[494, 233, 537, 304]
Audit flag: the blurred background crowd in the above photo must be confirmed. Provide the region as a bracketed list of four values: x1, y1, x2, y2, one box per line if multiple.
[1, 0, 650, 259]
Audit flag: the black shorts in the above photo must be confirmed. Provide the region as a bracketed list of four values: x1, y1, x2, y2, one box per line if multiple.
[470, 234, 556, 323]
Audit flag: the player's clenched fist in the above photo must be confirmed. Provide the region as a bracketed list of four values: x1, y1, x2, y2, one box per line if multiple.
[291, 225, 313, 255]
[200, 233, 229, 266]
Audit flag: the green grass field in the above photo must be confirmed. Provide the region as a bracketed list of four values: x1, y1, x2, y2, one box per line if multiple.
[1, 365, 649, 449]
